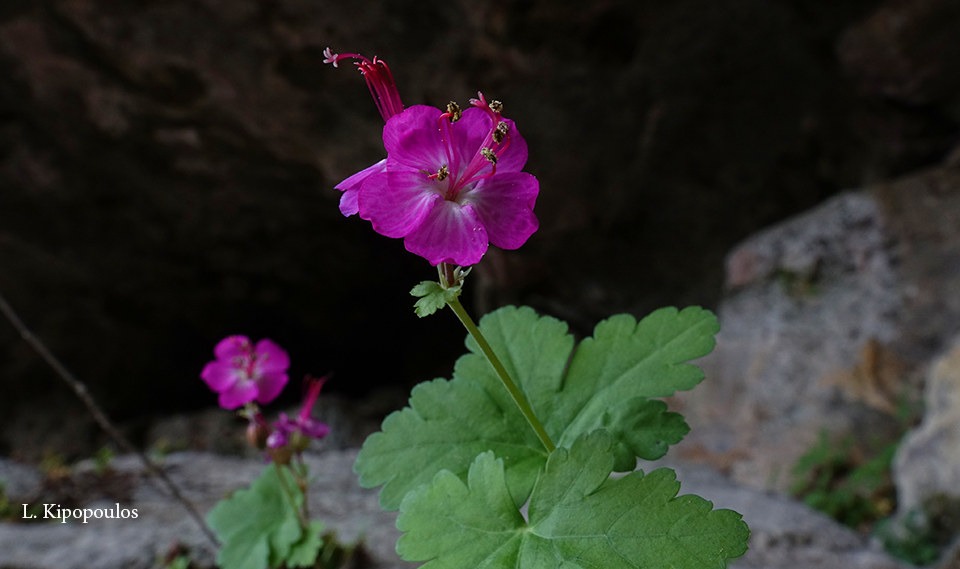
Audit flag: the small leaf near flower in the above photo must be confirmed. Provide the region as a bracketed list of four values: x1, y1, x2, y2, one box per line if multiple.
[410, 281, 461, 318]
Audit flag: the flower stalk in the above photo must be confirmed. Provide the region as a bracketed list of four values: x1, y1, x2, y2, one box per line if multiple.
[445, 296, 555, 453]
[274, 464, 310, 530]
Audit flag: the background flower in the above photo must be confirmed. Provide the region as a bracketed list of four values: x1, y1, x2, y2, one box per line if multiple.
[267, 376, 330, 450]
[200, 335, 290, 410]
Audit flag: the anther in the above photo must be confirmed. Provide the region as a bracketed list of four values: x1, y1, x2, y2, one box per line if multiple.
[429, 164, 450, 181]
[480, 148, 498, 164]
[488, 100, 503, 114]
[493, 121, 509, 143]
[445, 101, 462, 122]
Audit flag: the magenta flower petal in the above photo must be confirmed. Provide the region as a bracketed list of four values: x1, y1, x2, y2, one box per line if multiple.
[359, 170, 442, 238]
[254, 370, 288, 405]
[445, 107, 492, 175]
[382, 105, 449, 171]
[218, 380, 259, 410]
[200, 361, 239, 391]
[335, 158, 386, 217]
[254, 339, 290, 372]
[339, 189, 359, 216]
[213, 335, 252, 361]
[265, 379, 330, 451]
[299, 417, 330, 439]
[465, 172, 539, 250]
[266, 430, 288, 449]
[333, 74, 540, 266]
[200, 335, 292, 410]
[404, 200, 488, 266]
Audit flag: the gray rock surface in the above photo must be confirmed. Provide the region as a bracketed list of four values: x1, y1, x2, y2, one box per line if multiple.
[676, 163, 960, 492]
[894, 335, 960, 514]
[0, 458, 42, 500]
[0, 450, 412, 569]
[1, 448, 911, 569]
[675, 191, 908, 490]
[662, 462, 907, 569]
[0, 451, 916, 569]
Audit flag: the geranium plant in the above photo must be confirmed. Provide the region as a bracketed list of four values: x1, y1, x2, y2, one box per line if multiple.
[199, 336, 337, 569]
[325, 48, 751, 568]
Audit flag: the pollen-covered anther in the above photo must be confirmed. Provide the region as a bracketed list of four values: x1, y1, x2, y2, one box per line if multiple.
[493, 121, 509, 143]
[480, 148, 498, 164]
[429, 164, 450, 181]
[445, 101, 462, 122]
[488, 100, 503, 114]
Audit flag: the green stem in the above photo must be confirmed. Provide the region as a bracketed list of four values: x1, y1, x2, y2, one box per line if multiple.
[446, 297, 555, 453]
[293, 454, 310, 520]
[275, 464, 309, 530]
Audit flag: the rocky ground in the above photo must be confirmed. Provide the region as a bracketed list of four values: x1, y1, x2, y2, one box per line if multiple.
[0, 450, 915, 569]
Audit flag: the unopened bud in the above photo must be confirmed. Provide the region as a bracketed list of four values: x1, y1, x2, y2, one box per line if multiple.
[246, 421, 270, 450]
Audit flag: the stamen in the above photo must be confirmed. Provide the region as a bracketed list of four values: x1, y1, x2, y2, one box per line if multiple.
[469, 91, 504, 126]
[444, 101, 462, 122]
[428, 164, 450, 181]
[480, 148, 498, 164]
[492, 121, 509, 143]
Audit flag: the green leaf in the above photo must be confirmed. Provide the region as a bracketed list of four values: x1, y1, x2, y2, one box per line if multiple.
[411, 281, 461, 317]
[355, 377, 546, 510]
[206, 465, 305, 569]
[397, 432, 749, 569]
[356, 305, 717, 510]
[585, 397, 690, 470]
[286, 521, 325, 568]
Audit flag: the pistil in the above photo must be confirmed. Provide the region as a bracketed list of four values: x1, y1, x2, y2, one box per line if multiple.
[323, 48, 404, 121]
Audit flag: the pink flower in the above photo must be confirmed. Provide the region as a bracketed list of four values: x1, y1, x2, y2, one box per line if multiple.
[200, 336, 290, 410]
[267, 376, 330, 450]
[326, 49, 539, 266]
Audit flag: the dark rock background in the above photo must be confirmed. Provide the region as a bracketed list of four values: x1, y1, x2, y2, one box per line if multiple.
[2, 0, 959, 460]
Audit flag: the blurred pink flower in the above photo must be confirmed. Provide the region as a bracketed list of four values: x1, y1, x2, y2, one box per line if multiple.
[200, 335, 289, 410]
[267, 376, 330, 450]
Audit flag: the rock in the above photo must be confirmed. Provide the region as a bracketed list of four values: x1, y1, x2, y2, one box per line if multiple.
[836, 0, 960, 180]
[0, 451, 412, 569]
[839, 0, 960, 109]
[0, 458, 43, 500]
[893, 336, 960, 515]
[936, 538, 960, 569]
[675, 191, 907, 490]
[3, 448, 910, 569]
[676, 163, 960, 492]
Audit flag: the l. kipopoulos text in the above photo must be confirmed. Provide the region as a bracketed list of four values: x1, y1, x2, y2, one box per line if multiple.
[22, 503, 139, 523]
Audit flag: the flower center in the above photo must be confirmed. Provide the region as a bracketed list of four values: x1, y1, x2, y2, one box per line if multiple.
[434, 93, 513, 202]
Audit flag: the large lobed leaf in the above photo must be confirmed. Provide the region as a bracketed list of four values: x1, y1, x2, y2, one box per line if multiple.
[356, 305, 717, 510]
[397, 432, 749, 568]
